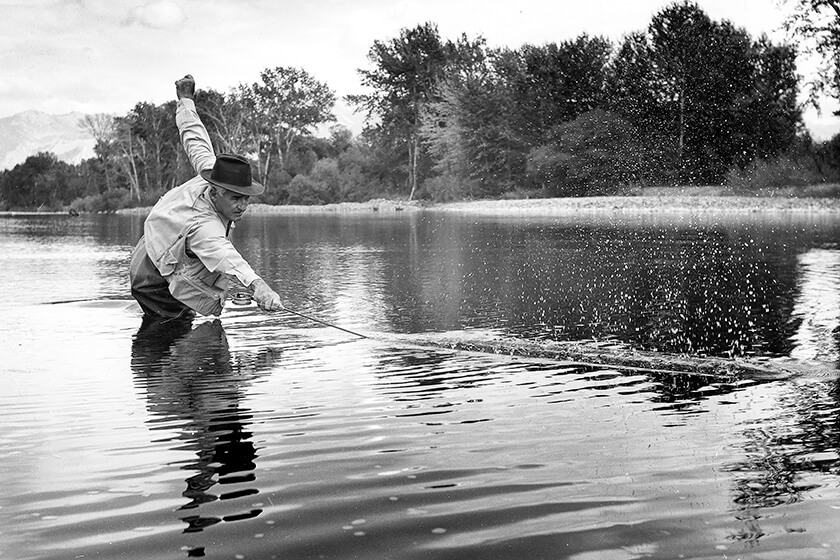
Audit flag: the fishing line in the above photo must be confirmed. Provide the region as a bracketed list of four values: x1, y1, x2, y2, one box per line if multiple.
[281, 307, 368, 339]
[45, 296, 790, 377]
[230, 291, 367, 339]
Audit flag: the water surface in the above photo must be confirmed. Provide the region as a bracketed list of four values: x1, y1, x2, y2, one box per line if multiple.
[2, 210, 840, 559]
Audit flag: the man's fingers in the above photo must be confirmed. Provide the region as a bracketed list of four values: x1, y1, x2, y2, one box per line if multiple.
[257, 299, 283, 312]
[251, 282, 282, 312]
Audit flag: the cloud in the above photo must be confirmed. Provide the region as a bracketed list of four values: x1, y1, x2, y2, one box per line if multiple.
[124, 0, 185, 30]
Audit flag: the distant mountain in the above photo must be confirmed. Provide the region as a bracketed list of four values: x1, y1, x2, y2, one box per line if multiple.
[0, 110, 96, 171]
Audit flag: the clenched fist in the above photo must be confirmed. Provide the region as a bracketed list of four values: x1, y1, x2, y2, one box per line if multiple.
[175, 74, 195, 100]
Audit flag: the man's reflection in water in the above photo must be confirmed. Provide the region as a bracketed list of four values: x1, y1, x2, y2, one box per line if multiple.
[130, 317, 278, 541]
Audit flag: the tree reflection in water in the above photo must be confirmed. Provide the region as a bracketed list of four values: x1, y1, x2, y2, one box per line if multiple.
[130, 318, 279, 545]
[723, 379, 840, 547]
[789, 248, 840, 365]
[724, 249, 840, 546]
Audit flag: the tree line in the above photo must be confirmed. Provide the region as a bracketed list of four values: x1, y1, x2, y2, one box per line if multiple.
[2, 1, 840, 212]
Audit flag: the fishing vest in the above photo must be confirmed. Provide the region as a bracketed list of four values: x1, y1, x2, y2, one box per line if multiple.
[143, 176, 231, 316]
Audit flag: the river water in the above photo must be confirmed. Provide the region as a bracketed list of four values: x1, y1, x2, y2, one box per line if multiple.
[2, 209, 840, 559]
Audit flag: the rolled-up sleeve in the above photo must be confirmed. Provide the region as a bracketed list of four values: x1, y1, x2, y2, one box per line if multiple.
[176, 98, 216, 174]
[188, 222, 260, 287]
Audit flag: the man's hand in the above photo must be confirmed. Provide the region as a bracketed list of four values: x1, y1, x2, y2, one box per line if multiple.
[251, 278, 284, 312]
[175, 74, 195, 100]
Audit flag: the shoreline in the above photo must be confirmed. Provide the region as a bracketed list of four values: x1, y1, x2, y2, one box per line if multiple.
[6, 194, 840, 218]
[187, 194, 840, 216]
[426, 195, 840, 215]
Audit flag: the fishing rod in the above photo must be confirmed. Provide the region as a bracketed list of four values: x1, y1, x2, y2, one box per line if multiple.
[281, 307, 368, 339]
[47, 294, 367, 339]
[230, 292, 367, 339]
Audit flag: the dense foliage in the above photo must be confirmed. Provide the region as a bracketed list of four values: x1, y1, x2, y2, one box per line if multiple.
[782, 0, 840, 104]
[2, 1, 840, 211]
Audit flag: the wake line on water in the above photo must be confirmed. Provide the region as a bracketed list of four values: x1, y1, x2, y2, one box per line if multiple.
[388, 330, 837, 381]
[44, 298, 837, 380]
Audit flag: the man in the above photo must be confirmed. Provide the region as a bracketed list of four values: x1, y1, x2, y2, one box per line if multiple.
[129, 74, 283, 319]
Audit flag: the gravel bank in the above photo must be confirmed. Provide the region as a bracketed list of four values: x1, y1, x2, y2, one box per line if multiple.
[113, 194, 840, 218]
[431, 195, 840, 216]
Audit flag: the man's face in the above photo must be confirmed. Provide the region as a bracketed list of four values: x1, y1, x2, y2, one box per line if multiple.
[211, 187, 251, 222]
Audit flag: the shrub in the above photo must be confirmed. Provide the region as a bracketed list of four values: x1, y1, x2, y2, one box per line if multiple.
[68, 189, 134, 213]
[526, 109, 645, 196]
[310, 158, 340, 200]
[797, 183, 840, 197]
[255, 168, 291, 206]
[422, 174, 476, 202]
[337, 165, 369, 202]
[285, 174, 331, 205]
[525, 145, 570, 194]
[725, 155, 824, 194]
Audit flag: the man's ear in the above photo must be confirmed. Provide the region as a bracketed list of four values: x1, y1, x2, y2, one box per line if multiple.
[208, 186, 218, 200]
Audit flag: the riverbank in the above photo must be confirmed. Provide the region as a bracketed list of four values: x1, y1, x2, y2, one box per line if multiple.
[429, 194, 840, 216]
[113, 194, 840, 217]
[232, 192, 840, 217]
[11, 190, 840, 218]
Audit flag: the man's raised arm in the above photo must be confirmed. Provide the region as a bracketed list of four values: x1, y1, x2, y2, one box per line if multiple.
[174, 74, 216, 174]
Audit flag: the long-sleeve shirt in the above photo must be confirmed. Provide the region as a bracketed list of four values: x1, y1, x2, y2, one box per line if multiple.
[141, 98, 259, 315]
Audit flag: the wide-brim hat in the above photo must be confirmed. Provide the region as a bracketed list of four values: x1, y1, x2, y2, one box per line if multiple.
[200, 153, 264, 196]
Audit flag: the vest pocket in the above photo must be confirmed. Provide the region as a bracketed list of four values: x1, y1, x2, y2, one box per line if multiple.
[169, 272, 225, 316]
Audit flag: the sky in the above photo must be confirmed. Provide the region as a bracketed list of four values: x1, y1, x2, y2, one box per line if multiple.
[2, 0, 838, 139]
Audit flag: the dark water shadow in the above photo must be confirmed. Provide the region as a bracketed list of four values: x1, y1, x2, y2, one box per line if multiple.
[130, 317, 279, 550]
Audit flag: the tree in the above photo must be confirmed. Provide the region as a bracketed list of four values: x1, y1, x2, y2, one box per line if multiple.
[647, 3, 756, 182]
[814, 132, 840, 179]
[329, 124, 354, 154]
[782, 0, 840, 107]
[109, 101, 180, 202]
[0, 152, 82, 210]
[79, 113, 120, 192]
[79, 113, 116, 144]
[739, 37, 802, 162]
[349, 22, 450, 200]
[194, 88, 255, 157]
[419, 36, 486, 197]
[606, 32, 662, 129]
[421, 79, 473, 198]
[242, 66, 336, 185]
[111, 116, 142, 202]
[525, 109, 643, 195]
[608, 2, 802, 184]
[132, 101, 180, 194]
[512, 35, 613, 147]
[421, 46, 526, 198]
